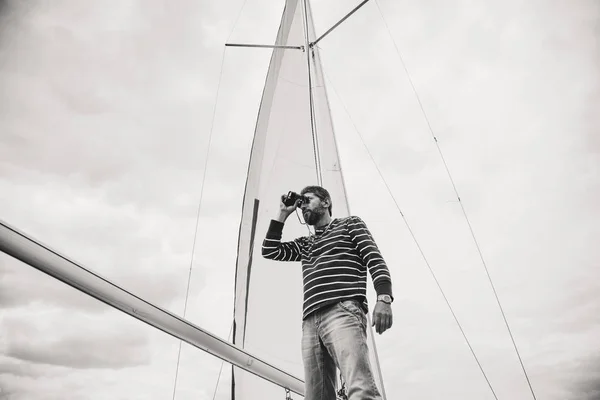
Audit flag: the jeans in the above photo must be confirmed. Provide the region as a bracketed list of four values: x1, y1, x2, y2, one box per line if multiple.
[301, 299, 382, 400]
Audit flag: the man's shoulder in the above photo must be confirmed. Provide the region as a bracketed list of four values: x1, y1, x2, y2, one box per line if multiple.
[294, 235, 310, 246]
[336, 215, 365, 224]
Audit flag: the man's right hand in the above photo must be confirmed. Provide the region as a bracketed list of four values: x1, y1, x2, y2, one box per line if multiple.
[276, 194, 301, 222]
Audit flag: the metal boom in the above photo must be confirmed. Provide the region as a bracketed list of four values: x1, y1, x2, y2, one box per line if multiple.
[0, 219, 304, 396]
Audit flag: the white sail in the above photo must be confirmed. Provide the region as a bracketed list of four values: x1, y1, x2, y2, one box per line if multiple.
[231, 0, 384, 398]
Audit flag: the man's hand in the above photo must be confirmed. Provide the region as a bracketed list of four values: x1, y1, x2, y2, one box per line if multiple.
[276, 194, 301, 222]
[372, 301, 393, 334]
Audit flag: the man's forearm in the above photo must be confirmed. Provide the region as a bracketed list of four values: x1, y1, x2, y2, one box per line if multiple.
[275, 212, 291, 223]
[262, 218, 301, 261]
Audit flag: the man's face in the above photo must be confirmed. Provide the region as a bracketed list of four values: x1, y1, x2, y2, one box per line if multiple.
[300, 192, 327, 225]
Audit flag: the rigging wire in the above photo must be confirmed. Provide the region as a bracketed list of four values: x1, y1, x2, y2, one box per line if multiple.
[372, 1, 538, 398]
[171, 1, 249, 398]
[170, 48, 225, 400]
[210, 322, 235, 400]
[320, 68, 499, 400]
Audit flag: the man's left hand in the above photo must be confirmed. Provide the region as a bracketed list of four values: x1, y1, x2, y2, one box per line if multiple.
[372, 301, 393, 334]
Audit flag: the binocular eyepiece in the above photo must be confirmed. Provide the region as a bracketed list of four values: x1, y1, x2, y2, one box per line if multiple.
[283, 191, 308, 207]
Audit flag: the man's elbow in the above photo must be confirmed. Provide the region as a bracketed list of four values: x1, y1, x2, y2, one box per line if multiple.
[261, 247, 276, 259]
[261, 250, 270, 259]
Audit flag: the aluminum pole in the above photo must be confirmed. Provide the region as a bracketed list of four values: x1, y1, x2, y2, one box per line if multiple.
[0, 220, 304, 396]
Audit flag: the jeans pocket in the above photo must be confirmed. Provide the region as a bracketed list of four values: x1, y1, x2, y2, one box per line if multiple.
[338, 300, 367, 329]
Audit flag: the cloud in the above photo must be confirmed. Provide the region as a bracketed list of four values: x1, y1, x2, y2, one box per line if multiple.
[0, 357, 51, 379]
[0, 0, 598, 399]
[0, 180, 203, 313]
[2, 312, 151, 369]
[575, 357, 600, 400]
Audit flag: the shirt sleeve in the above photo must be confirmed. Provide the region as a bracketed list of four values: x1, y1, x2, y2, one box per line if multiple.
[347, 216, 393, 298]
[261, 219, 303, 262]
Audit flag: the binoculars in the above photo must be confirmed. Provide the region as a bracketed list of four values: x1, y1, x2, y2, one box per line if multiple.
[283, 191, 308, 207]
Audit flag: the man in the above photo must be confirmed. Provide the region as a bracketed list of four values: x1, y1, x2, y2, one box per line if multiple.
[261, 185, 394, 400]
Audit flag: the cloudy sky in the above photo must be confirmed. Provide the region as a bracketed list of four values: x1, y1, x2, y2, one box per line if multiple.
[0, 0, 599, 399]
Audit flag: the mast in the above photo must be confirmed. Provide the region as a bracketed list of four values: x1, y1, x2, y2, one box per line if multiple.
[301, 0, 323, 185]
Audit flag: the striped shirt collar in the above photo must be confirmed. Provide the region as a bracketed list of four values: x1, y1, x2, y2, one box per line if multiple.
[314, 218, 336, 235]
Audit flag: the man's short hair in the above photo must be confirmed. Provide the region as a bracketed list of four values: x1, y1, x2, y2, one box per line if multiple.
[301, 185, 332, 216]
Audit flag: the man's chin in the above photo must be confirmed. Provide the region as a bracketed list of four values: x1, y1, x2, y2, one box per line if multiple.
[306, 216, 319, 225]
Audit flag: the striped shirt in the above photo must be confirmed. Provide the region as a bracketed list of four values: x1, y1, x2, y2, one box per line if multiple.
[261, 215, 393, 320]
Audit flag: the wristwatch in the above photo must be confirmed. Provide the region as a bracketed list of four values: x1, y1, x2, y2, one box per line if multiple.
[377, 294, 393, 304]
